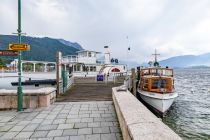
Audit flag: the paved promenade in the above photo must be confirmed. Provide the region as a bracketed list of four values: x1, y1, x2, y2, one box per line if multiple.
[0, 101, 122, 140]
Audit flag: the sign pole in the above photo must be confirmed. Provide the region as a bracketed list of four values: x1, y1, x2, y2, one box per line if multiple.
[17, 0, 22, 111]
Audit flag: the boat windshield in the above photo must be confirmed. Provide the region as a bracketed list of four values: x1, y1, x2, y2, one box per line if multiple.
[141, 68, 173, 77]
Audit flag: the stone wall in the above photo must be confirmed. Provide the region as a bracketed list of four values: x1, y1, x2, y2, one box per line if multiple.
[112, 87, 181, 140]
[0, 87, 56, 110]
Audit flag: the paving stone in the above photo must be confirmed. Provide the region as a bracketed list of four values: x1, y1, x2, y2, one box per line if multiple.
[53, 119, 66, 124]
[1, 131, 19, 139]
[37, 124, 58, 131]
[60, 110, 70, 114]
[99, 108, 108, 111]
[89, 108, 98, 111]
[105, 117, 117, 122]
[63, 129, 78, 136]
[110, 126, 120, 133]
[94, 118, 105, 122]
[67, 115, 79, 119]
[38, 138, 53, 140]
[57, 114, 68, 119]
[31, 118, 44, 123]
[0, 125, 13, 132]
[57, 123, 74, 129]
[101, 114, 113, 117]
[86, 134, 100, 140]
[93, 127, 110, 134]
[66, 118, 81, 123]
[69, 111, 79, 115]
[101, 133, 117, 140]
[22, 123, 39, 131]
[15, 131, 33, 139]
[78, 114, 89, 118]
[70, 135, 85, 140]
[9, 125, 25, 132]
[78, 128, 92, 135]
[101, 122, 113, 127]
[36, 114, 48, 119]
[74, 123, 87, 128]
[90, 114, 101, 118]
[81, 118, 93, 123]
[88, 122, 100, 128]
[31, 131, 49, 138]
[54, 136, 70, 140]
[92, 111, 104, 114]
[46, 115, 57, 120]
[80, 108, 89, 111]
[41, 119, 54, 125]
[79, 111, 91, 114]
[47, 129, 63, 137]
[17, 120, 31, 126]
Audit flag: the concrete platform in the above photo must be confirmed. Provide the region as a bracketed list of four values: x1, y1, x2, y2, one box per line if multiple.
[112, 87, 181, 140]
[0, 101, 122, 140]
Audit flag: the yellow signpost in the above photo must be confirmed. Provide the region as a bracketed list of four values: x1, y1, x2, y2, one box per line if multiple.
[8, 44, 30, 51]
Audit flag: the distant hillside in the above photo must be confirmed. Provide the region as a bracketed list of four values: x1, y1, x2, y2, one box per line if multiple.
[0, 35, 82, 61]
[58, 39, 83, 50]
[159, 53, 210, 68]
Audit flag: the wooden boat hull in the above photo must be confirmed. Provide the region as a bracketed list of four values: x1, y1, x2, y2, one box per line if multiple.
[137, 90, 178, 113]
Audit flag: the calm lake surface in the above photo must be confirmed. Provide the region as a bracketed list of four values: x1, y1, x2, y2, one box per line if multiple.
[163, 68, 210, 140]
[0, 72, 56, 89]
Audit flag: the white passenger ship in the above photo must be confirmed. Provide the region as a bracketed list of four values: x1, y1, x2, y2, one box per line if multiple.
[62, 46, 128, 81]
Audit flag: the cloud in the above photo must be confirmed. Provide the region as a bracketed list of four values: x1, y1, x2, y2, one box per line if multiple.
[1, 0, 210, 64]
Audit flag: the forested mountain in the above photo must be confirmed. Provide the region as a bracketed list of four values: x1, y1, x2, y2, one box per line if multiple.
[0, 35, 83, 61]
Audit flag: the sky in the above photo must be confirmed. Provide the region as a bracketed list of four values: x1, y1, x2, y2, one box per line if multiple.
[1, 0, 210, 64]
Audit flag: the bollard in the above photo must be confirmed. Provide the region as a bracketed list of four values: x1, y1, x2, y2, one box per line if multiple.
[131, 68, 137, 96]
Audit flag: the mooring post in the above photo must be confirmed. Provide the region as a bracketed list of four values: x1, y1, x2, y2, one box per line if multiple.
[131, 68, 136, 96]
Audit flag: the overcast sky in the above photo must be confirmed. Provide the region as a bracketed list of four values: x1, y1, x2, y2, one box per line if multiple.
[1, 0, 210, 63]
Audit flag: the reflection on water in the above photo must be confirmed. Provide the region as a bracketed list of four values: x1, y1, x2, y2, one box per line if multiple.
[163, 68, 210, 140]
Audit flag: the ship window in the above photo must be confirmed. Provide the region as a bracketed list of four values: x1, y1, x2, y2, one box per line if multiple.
[93, 66, 96, 71]
[143, 70, 149, 74]
[152, 80, 167, 89]
[88, 52, 91, 57]
[143, 79, 148, 89]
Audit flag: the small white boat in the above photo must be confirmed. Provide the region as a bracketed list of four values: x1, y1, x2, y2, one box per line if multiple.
[137, 50, 178, 114]
[137, 90, 178, 113]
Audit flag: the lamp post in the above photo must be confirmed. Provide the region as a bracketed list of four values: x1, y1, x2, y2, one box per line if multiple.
[17, 0, 22, 111]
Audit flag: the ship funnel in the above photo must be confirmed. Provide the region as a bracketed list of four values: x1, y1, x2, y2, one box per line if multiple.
[104, 46, 111, 64]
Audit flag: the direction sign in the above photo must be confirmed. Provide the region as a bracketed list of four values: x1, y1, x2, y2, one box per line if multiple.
[8, 44, 30, 51]
[0, 50, 18, 56]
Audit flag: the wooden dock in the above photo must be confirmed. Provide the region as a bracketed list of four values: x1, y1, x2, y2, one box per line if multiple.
[56, 83, 121, 102]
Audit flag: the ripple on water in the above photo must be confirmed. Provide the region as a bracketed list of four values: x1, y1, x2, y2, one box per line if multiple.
[163, 68, 210, 140]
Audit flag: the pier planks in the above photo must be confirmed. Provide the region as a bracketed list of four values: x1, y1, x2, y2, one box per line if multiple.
[56, 83, 121, 102]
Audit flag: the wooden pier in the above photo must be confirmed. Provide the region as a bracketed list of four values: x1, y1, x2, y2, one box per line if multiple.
[56, 83, 121, 102]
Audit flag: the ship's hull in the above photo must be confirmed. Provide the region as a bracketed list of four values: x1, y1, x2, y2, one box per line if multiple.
[137, 90, 178, 114]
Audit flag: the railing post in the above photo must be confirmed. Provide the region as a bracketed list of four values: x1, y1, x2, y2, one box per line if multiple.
[56, 51, 62, 96]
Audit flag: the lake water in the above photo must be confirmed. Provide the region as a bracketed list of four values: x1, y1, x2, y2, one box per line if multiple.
[163, 68, 210, 140]
[0, 72, 56, 90]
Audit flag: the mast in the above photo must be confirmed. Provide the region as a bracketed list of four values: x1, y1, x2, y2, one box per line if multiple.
[152, 49, 160, 67]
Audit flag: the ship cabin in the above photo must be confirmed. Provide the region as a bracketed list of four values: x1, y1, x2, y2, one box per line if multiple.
[62, 50, 102, 74]
[139, 68, 174, 93]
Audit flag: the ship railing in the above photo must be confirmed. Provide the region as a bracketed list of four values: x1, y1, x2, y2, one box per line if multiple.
[62, 55, 78, 63]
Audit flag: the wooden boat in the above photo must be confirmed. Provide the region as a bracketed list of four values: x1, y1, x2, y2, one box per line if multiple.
[137, 51, 178, 114]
